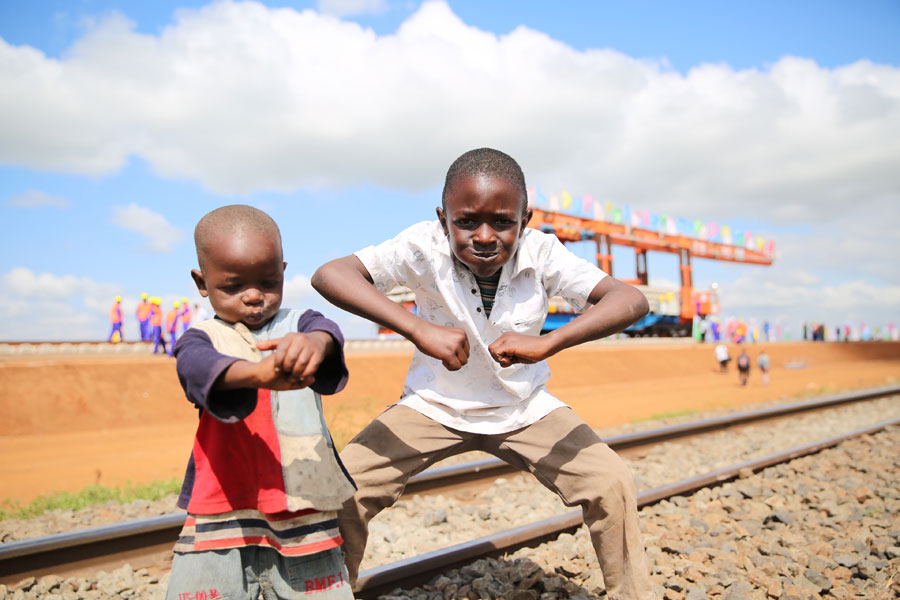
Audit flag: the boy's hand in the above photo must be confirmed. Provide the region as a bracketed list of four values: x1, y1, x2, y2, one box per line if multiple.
[412, 321, 470, 371]
[255, 333, 329, 390]
[488, 332, 551, 368]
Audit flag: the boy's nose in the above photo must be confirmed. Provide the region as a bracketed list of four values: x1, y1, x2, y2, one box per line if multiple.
[242, 287, 264, 304]
[473, 223, 496, 244]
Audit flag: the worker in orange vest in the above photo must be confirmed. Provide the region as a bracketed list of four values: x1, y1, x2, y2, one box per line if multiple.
[179, 297, 192, 333]
[150, 297, 167, 355]
[136, 292, 152, 341]
[107, 295, 124, 342]
[166, 301, 181, 356]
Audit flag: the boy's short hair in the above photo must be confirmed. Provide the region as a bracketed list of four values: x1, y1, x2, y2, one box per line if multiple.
[442, 148, 528, 213]
[194, 204, 282, 270]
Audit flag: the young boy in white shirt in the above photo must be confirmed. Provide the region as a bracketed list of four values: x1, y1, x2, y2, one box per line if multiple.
[312, 148, 654, 599]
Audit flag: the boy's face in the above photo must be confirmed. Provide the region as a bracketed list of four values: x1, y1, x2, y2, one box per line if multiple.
[437, 174, 532, 277]
[191, 230, 285, 330]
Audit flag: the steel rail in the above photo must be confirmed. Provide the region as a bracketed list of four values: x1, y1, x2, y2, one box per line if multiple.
[404, 384, 900, 493]
[354, 418, 900, 598]
[1, 385, 897, 584]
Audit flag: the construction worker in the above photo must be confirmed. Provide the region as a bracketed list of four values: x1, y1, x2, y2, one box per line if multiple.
[150, 297, 167, 355]
[136, 292, 152, 341]
[166, 300, 181, 356]
[108, 295, 124, 342]
[179, 297, 192, 332]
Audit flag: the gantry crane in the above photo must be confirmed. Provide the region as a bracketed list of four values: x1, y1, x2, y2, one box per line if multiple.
[528, 208, 774, 336]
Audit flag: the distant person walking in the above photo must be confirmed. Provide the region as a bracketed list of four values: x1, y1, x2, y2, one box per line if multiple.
[165, 301, 181, 356]
[715, 343, 730, 372]
[150, 297, 167, 355]
[179, 297, 192, 332]
[757, 351, 770, 385]
[193, 302, 210, 324]
[108, 296, 124, 342]
[737, 349, 751, 386]
[136, 292, 152, 341]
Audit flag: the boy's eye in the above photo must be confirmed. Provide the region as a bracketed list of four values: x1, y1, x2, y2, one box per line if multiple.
[453, 218, 475, 228]
[221, 285, 242, 294]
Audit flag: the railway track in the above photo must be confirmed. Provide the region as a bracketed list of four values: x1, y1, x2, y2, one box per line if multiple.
[1, 385, 898, 595]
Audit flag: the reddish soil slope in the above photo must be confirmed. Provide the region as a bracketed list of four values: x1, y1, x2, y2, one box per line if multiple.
[1, 341, 897, 504]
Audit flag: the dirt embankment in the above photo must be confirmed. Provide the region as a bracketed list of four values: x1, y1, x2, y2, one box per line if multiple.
[1, 341, 898, 504]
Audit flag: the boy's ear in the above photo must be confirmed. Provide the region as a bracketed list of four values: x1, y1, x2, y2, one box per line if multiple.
[436, 206, 448, 236]
[190, 269, 209, 298]
[519, 208, 533, 236]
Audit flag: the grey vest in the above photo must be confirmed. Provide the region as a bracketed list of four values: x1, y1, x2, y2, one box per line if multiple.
[193, 309, 355, 512]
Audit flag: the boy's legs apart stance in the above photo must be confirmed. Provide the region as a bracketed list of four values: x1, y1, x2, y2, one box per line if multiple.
[338, 406, 653, 600]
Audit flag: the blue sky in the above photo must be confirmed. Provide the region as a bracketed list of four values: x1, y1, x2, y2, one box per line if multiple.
[1, 0, 898, 341]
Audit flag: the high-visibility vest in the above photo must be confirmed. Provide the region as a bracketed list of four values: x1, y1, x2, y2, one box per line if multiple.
[166, 309, 180, 332]
[150, 305, 163, 327]
[180, 305, 192, 324]
[137, 301, 152, 321]
[109, 303, 122, 324]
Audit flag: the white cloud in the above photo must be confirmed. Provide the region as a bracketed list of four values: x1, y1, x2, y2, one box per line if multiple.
[0, 267, 122, 340]
[110, 202, 185, 253]
[317, 0, 389, 17]
[0, 0, 895, 225]
[6, 189, 70, 208]
[283, 273, 315, 307]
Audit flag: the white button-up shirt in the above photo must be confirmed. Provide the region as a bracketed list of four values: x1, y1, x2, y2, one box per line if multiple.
[355, 220, 606, 434]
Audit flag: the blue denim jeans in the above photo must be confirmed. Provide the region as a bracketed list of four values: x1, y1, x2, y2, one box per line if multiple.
[166, 546, 353, 600]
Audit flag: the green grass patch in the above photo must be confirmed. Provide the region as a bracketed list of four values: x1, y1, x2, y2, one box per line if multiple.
[0, 477, 183, 521]
[631, 408, 697, 423]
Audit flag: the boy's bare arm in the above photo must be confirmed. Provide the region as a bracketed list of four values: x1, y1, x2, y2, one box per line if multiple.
[489, 277, 648, 367]
[312, 256, 470, 370]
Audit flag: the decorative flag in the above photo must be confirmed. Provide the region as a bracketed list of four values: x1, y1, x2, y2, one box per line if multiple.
[561, 190, 573, 210]
[666, 216, 678, 235]
[612, 207, 623, 224]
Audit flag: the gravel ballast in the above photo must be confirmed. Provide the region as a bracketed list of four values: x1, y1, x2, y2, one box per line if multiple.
[2, 395, 898, 599]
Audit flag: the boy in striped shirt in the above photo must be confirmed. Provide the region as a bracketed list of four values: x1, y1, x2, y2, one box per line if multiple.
[167, 205, 355, 600]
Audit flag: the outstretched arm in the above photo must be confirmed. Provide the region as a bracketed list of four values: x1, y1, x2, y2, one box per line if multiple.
[312, 255, 470, 370]
[489, 277, 648, 367]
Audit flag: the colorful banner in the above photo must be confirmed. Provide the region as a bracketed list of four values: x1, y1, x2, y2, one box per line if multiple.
[527, 186, 775, 255]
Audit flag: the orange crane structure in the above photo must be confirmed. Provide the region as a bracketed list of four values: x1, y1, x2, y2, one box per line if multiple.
[527, 208, 774, 336]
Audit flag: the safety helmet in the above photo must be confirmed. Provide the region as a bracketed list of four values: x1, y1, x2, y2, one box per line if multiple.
[174, 301, 181, 308]
[115, 295, 122, 303]
[182, 297, 189, 303]
[141, 292, 148, 300]
[152, 297, 161, 305]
